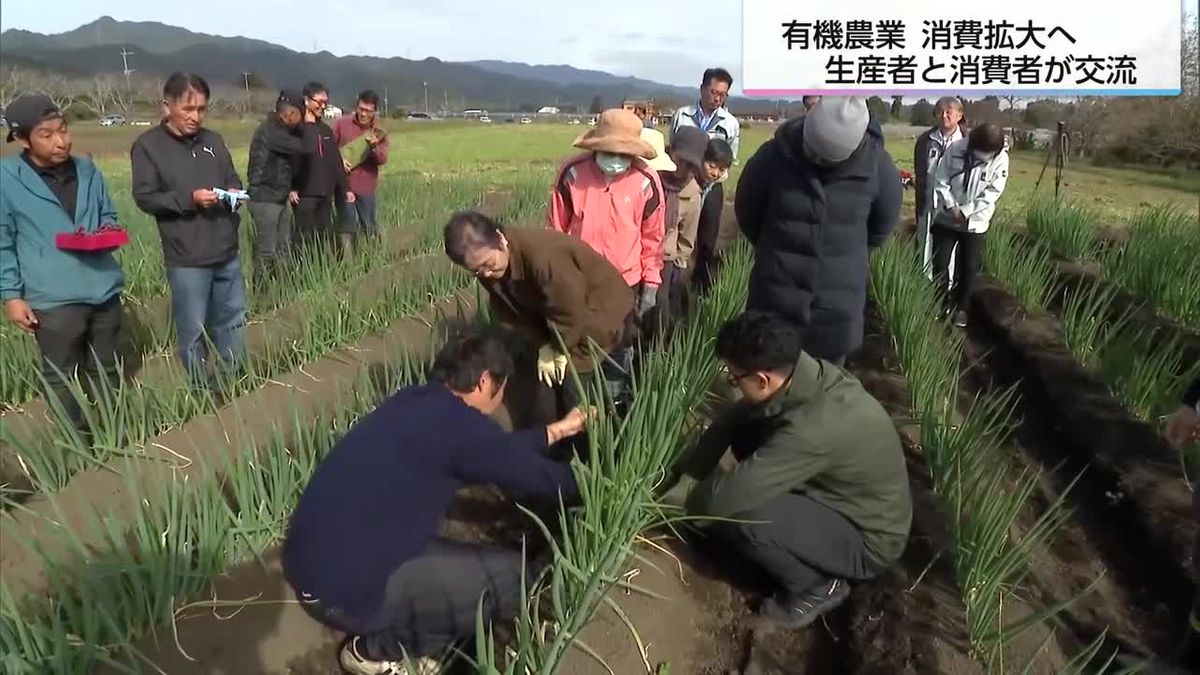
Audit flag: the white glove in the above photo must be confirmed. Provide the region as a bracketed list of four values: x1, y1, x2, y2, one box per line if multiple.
[536, 344, 568, 387]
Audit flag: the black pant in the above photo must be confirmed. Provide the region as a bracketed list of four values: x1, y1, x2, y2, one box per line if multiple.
[302, 540, 531, 661]
[293, 196, 334, 251]
[708, 493, 882, 596]
[931, 224, 986, 311]
[652, 262, 688, 338]
[33, 297, 123, 439]
[691, 182, 725, 294]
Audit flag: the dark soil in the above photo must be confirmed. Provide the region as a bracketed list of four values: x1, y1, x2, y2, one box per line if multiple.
[966, 276, 1196, 663]
[93, 298, 985, 675]
[2, 295, 478, 597]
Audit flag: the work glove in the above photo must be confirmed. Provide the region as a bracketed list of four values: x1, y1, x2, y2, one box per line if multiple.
[637, 284, 658, 318]
[536, 344, 569, 387]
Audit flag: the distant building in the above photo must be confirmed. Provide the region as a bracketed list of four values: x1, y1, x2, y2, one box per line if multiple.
[621, 99, 656, 121]
[323, 105, 344, 119]
[537, 106, 560, 115]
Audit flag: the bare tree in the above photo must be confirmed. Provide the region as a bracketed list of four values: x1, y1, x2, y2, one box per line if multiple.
[36, 72, 79, 114]
[79, 75, 119, 118]
[110, 82, 136, 115]
[0, 66, 30, 109]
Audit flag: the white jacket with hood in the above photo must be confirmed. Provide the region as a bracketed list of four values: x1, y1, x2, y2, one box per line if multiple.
[932, 138, 1010, 234]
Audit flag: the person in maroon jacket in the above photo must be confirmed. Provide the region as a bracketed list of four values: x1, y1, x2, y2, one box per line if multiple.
[332, 90, 389, 257]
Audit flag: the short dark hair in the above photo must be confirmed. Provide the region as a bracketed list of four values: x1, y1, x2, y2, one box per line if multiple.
[163, 72, 210, 101]
[969, 123, 1006, 154]
[702, 67, 734, 89]
[357, 90, 380, 107]
[303, 82, 328, 98]
[428, 328, 515, 393]
[704, 138, 734, 168]
[276, 98, 299, 114]
[715, 312, 802, 374]
[444, 210, 505, 265]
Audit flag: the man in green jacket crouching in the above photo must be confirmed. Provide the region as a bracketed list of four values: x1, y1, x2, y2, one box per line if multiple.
[662, 311, 912, 627]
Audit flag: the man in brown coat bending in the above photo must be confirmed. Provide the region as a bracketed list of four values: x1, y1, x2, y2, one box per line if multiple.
[444, 210, 636, 430]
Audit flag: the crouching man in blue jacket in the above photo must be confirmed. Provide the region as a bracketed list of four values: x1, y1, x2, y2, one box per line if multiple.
[283, 328, 587, 675]
[1, 94, 125, 442]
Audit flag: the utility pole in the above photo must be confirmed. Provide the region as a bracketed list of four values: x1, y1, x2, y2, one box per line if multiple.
[384, 87, 389, 117]
[423, 81, 429, 114]
[120, 47, 135, 87]
[443, 90, 448, 113]
[242, 71, 252, 91]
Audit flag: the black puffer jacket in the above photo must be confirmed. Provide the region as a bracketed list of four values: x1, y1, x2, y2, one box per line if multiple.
[734, 117, 902, 360]
[247, 114, 311, 204]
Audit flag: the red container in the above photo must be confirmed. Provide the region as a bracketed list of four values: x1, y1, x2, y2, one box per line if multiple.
[55, 224, 130, 252]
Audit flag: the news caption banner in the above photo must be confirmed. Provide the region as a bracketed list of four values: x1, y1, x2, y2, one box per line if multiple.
[741, 0, 1184, 96]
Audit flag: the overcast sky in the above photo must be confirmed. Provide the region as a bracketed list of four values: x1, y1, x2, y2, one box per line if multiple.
[0, 0, 742, 91]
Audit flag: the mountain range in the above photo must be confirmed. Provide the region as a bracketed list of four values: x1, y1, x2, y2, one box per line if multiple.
[0, 16, 787, 114]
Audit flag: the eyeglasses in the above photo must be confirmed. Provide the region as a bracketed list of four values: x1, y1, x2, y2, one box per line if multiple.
[724, 367, 753, 386]
[309, 97, 329, 107]
[705, 88, 730, 100]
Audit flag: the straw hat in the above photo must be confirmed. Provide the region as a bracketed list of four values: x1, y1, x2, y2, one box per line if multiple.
[573, 109, 657, 159]
[639, 128, 676, 171]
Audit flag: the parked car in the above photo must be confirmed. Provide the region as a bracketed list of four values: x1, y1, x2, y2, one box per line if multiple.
[520, 117, 532, 125]
[479, 116, 492, 124]
[406, 112, 434, 121]
[568, 119, 582, 125]
[131, 120, 152, 126]
[99, 114, 127, 126]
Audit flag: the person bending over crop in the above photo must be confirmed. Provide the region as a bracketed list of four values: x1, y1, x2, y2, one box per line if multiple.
[660, 311, 913, 628]
[283, 329, 587, 675]
[444, 211, 635, 430]
[640, 126, 707, 334]
[548, 108, 665, 325]
[930, 122, 1010, 328]
[1, 94, 126, 443]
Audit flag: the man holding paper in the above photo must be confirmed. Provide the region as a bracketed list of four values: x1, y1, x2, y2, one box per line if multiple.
[333, 90, 389, 256]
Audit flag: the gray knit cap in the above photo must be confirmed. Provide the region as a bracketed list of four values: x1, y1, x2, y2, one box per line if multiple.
[802, 96, 869, 163]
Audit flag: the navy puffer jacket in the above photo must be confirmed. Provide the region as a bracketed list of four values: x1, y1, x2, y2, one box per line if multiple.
[734, 117, 902, 360]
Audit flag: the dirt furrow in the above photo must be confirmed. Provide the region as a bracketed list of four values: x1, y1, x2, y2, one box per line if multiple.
[1, 292, 477, 598]
[966, 275, 1195, 659]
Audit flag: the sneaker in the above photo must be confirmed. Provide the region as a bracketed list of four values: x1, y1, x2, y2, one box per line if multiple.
[756, 578, 851, 629]
[339, 637, 440, 675]
[952, 310, 969, 328]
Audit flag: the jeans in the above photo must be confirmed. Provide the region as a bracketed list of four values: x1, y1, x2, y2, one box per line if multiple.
[708, 492, 882, 595]
[691, 182, 725, 294]
[338, 193, 379, 235]
[33, 297, 123, 440]
[299, 539, 530, 661]
[294, 196, 333, 250]
[248, 201, 293, 286]
[165, 257, 247, 379]
[931, 224, 986, 311]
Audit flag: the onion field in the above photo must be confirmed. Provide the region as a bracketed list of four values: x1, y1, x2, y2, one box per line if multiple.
[1, 123, 1196, 674]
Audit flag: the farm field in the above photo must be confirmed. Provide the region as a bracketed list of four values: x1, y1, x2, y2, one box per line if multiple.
[1, 121, 1197, 675]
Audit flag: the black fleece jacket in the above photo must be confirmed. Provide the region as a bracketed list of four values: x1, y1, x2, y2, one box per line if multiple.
[131, 124, 242, 267]
[293, 119, 347, 198]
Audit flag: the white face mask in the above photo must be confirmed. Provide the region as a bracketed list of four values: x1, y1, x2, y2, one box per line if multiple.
[595, 152, 633, 175]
